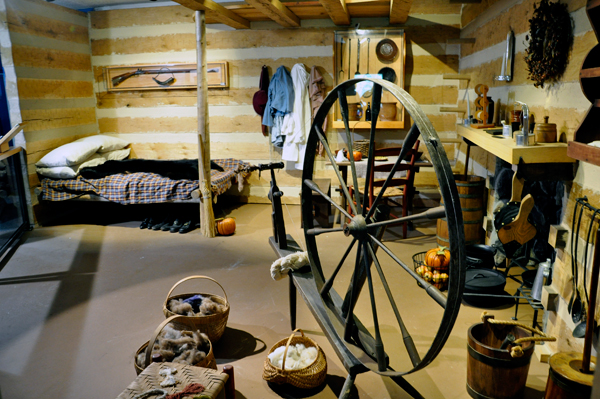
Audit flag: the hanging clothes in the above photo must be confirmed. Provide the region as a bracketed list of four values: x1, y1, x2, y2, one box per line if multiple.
[262, 66, 294, 147]
[309, 66, 328, 156]
[281, 64, 311, 167]
[252, 65, 270, 137]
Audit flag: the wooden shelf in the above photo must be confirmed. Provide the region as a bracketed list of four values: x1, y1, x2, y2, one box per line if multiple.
[457, 124, 574, 164]
[332, 120, 404, 129]
[443, 74, 470, 80]
[440, 107, 466, 113]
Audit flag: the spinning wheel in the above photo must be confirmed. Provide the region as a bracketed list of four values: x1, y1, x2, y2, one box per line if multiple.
[300, 78, 466, 382]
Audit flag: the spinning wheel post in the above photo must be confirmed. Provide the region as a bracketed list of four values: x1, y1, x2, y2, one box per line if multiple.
[299, 77, 466, 397]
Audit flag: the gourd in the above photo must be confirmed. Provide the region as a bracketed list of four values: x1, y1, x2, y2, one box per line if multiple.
[425, 246, 450, 271]
[216, 218, 236, 236]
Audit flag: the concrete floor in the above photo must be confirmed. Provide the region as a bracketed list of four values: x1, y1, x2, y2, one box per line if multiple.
[0, 203, 551, 399]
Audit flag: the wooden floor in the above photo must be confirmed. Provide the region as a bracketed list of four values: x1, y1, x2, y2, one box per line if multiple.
[0, 203, 551, 399]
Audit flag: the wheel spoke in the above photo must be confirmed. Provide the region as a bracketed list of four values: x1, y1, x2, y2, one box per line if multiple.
[369, 234, 447, 309]
[363, 241, 386, 371]
[366, 242, 421, 367]
[362, 84, 383, 216]
[304, 178, 353, 220]
[320, 237, 357, 297]
[337, 89, 363, 215]
[306, 227, 344, 236]
[314, 125, 358, 216]
[343, 243, 363, 342]
[367, 206, 446, 230]
[366, 123, 421, 220]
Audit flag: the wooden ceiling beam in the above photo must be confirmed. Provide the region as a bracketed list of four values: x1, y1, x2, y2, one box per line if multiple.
[389, 0, 412, 24]
[245, 0, 301, 27]
[173, 0, 251, 29]
[318, 0, 351, 25]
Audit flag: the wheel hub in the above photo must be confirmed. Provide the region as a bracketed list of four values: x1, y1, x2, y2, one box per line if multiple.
[343, 215, 368, 239]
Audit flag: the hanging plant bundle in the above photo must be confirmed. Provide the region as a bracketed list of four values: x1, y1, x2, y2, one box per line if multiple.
[524, 0, 573, 88]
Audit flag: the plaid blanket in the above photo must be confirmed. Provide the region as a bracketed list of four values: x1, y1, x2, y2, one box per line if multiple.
[41, 158, 252, 204]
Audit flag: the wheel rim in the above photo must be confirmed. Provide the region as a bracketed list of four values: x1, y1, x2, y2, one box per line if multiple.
[301, 78, 466, 376]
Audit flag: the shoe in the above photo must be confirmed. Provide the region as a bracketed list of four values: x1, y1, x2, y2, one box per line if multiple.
[178, 220, 196, 234]
[168, 218, 183, 233]
[152, 216, 172, 231]
[140, 217, 151, 229]
[146, 217, 159, 229]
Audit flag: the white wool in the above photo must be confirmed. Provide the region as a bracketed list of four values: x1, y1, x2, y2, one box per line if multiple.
[161, 324, 182, 340]
[268, 343, 318, 370]
[270, 251, 309, 281]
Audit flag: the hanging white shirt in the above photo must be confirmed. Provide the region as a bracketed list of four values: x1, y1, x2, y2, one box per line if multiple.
[282, 64, 311, 165]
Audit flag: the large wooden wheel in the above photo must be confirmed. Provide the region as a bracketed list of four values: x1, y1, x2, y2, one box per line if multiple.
[301, 78, 466, 376]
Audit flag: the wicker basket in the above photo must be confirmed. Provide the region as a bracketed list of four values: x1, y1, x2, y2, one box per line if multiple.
[353, 139, 371, 157]
[412, 251, 448, 291]
[263, 329, 327, 389]
[134, 315, 217, 375]
[163, 275, 230, 343]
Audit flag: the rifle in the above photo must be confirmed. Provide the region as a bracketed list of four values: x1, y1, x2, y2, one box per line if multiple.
[111, 67, 196, 87]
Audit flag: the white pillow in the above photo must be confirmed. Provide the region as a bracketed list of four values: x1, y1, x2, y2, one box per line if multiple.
[74, 135, 129, 153]
[37, 148, 131, 179]
[36, 141, 101, 167]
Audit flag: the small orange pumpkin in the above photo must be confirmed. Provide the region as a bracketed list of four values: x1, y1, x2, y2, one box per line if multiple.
[216, 217, 236, 236]
[425, 246, 450, 271]
[353, 151, 363, 161]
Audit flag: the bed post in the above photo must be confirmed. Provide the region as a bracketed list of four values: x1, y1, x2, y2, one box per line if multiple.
[196, 10, 216, 237]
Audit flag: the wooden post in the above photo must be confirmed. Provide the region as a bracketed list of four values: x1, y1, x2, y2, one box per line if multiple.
[196, 10, 215, 237]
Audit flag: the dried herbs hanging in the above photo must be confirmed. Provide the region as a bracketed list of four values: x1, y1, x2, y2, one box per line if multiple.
[524, 0, 573, 88]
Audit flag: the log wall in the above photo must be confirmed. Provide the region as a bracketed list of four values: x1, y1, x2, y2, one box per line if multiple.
[89, 6, 463, 204]
[460, 0, 600, 355]
[4, 0, 98, 197]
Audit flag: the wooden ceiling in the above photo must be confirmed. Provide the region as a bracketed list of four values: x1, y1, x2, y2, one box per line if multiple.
[173, 0, 463, 29]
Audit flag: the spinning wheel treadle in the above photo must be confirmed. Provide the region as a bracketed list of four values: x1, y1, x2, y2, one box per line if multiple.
[300, 78, 466, 383]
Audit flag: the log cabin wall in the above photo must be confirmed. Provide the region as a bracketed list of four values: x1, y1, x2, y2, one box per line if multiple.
[2, 0, 98, 202]
[89, 4, 461, 204]
[459, 0, 600, 355]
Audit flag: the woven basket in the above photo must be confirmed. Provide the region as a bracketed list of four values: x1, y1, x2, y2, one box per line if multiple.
[353, 139, 371, 157]
[163, 275, 230, 343]
[134, 315, 217, 375]
[412, 251, 448, 291]
[263, 328, 327, 389]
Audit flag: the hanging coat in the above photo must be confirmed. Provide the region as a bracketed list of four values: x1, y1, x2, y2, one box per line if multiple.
[309, 66, 328, 155]
[262, 66, 294, 147]
[252, 65, 270, 136]
[281, 64, 311, 165]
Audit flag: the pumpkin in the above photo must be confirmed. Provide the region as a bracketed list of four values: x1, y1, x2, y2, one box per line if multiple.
[352, 151, 362, 161]
[425, 246, 450, 271]
[216, 217, 236, 236]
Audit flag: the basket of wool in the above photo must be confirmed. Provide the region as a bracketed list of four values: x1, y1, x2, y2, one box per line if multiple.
[134, 315, 216, 375]
[163, 276, 230, 343]
[263, 329, 327, 389]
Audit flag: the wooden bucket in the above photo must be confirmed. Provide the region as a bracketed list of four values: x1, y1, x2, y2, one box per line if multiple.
[466, 322, 535, 399]
[437, 175, 485, 246]
[544, 352, 594, 399]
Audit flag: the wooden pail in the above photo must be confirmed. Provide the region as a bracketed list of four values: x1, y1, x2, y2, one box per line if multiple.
[466, 322, 535, 399]
[544, 352, 594, 399]
[437, 175, 485, 246]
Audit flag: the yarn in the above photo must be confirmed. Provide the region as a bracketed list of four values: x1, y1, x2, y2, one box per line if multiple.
[133, 389, 167, 399]
[169, 296, 225, 317]
[165, 383, 205, 399]
[270, 251, 309, 281]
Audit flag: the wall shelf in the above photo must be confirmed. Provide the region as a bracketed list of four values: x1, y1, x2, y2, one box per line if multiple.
[332, 120, 404, 129]
[443, 74, 470, 81]
[457, 124, 574, 165]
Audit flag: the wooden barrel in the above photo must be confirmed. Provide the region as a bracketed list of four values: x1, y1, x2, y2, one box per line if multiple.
[544, 352, 594, 399]
[437, 175, 485, 246]
[467, 322, 535, 399]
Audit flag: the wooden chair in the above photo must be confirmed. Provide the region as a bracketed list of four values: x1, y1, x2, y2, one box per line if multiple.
[348, 141, 420, 239]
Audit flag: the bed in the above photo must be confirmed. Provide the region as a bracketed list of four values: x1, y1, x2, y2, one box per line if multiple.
[34, 137, 252, 204]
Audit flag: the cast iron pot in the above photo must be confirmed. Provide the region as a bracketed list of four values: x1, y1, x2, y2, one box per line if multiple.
[466, 244, 496, 269]
[463, 268, 508, 308]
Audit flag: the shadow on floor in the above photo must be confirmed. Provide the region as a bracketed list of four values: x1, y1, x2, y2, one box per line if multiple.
[266, 374, 352, 399]
[214, 326, 267, 363]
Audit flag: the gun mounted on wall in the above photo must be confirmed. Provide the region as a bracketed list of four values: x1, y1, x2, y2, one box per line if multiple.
[112, 67, 194, 87]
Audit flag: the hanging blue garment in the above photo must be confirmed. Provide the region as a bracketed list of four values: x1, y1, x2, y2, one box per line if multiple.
[262, 66, 294, 147]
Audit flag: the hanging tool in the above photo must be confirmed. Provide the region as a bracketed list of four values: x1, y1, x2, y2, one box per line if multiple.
[367, 38, 370, 74]
[355, 38, 361, 77]
[338, 39, 345, 82]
